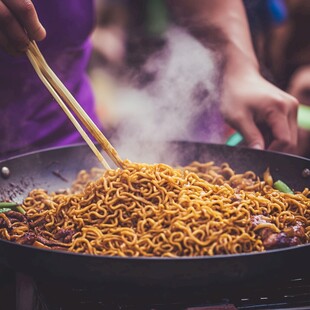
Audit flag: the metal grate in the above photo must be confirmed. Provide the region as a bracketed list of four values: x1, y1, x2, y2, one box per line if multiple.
[232, 277, 310, 309]
[29, 276, 310, 310]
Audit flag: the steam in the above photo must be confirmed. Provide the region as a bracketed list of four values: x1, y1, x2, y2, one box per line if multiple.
[110, 26, 225, 163]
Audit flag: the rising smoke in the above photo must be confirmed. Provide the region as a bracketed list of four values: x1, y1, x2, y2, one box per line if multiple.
[110, 26, 225, 164]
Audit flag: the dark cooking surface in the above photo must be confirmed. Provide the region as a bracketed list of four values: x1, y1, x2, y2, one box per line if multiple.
[0, 143, 309, 294]
[34, 276, 310, 310]
[0, 272, 309, 309]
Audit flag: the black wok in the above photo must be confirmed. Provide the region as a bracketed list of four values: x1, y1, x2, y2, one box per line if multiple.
[0, 142, 309, 291]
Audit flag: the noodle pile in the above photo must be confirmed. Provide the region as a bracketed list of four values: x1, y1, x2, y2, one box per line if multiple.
[0, 160, 309, 257]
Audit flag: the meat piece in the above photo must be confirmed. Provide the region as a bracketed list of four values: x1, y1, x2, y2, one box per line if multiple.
[32, 241, 67, 251]
[256, 221, 307, 250]
[36, 235, 69, 247]
[29, 217, 46, 228]
[6, 210, 27, 223]
[54, 229, 75, 243]
[0, 214, 11, 229]
[263, 232, 302, 249]
[0, 218, 7, 228]
[283, 222, 306, 241]
[16, 232, 36, 245]
[259, 228, 273, 240]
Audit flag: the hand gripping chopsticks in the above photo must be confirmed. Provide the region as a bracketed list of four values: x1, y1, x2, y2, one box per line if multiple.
[26, 41, 124, 170]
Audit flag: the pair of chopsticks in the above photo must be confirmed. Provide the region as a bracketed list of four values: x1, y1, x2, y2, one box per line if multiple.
[26, 41, 124, 170]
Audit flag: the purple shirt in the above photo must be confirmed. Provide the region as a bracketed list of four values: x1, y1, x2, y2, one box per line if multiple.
[0, 0, 99, 160]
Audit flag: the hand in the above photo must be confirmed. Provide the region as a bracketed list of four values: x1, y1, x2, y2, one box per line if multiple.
[0, 0, 46, 54]
[221, 69, 299, 153]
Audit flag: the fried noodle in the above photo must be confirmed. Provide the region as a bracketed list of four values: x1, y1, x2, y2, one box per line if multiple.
[0, 160, 309, 257]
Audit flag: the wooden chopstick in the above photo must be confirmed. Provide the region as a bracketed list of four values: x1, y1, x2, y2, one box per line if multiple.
[26, 41, 125, 169]
[26, 49, 111, 170]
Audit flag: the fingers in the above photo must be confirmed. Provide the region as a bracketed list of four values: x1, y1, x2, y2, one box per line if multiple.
[228, 113, 265, 150]
[226, 93, 298, 153]
[222, 73, 299, 153]
[2, 0, 46, 41]
[0, 1, 28, 52]
[267, 94, 299, 152]
[0, 0, 46, 53]
[266, 113, 293, 151]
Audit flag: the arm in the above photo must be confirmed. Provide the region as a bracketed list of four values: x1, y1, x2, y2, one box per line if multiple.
[0, 0, 46, 53]
[167, 0, 298, 152]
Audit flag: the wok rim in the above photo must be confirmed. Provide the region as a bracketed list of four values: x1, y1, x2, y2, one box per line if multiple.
[0, 236, 309, 261]
[1, 142, 310, 164]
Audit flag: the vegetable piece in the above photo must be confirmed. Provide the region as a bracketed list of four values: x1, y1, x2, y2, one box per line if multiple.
[0, 202, 26, 214]
[0, 202, 18, 208]
[15, 206, 26, 215]
[0, 208, 11, 214]
[274, 180, 294, 194]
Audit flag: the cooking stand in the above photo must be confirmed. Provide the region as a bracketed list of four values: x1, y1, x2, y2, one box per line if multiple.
[9, 273, 310, 310]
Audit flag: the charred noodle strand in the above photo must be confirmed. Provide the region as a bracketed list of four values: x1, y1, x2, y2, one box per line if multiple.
[2, 229, 12, 240]
[0, 160, 309, 256]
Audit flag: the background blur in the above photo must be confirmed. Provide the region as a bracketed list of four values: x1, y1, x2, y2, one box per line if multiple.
[88, 0, 310, 158]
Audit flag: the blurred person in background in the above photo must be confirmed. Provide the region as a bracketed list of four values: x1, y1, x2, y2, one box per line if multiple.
[244, 0, 310, 157]
[93, 0, 301, 154]
[284, 0, 310, 157]
[0, 0, 299, 161]
[0, 1, 101, 160]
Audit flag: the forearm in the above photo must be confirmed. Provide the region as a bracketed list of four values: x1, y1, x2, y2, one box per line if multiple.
[167, 0, 259, 73]
[167, 0, 298, 153]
